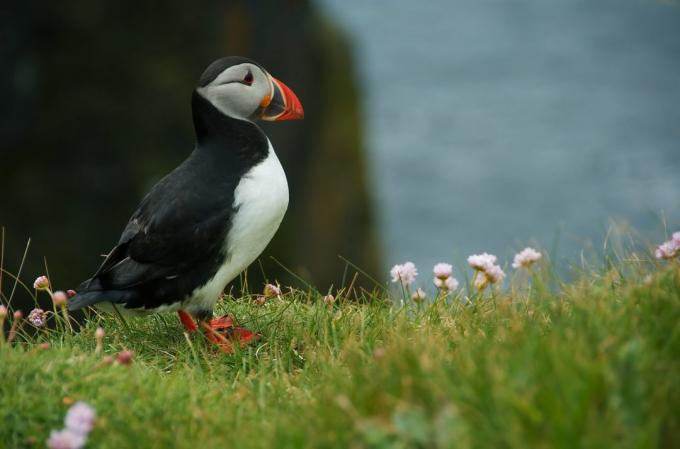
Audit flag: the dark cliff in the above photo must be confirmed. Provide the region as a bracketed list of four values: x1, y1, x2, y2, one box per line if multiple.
[0, 1, 380, 309]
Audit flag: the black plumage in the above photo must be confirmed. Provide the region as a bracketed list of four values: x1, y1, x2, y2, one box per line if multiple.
[69, 86, 269, 314]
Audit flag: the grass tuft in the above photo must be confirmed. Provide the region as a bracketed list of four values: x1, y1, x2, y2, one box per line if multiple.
[1, 261, 679, 448]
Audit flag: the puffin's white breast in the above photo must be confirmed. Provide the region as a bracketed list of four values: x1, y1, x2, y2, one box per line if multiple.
[185, 140, 289, 313]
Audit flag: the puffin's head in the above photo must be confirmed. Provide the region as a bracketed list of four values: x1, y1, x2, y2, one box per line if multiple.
[196, 56, 304, 122]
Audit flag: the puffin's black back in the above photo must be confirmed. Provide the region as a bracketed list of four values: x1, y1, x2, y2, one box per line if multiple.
[69, 90, 270, 313]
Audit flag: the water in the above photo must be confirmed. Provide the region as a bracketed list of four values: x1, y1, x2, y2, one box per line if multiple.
[317, 0, 680, 274]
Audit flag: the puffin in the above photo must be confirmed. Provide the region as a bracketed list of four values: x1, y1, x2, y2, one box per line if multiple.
[68, 56, 304, 352]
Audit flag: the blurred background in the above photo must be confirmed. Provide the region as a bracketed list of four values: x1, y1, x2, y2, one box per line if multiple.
[317, 0, 680, 271]
[1, 0, 679, 310]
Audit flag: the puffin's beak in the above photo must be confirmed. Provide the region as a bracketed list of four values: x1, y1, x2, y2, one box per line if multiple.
[260, 75, 304, 121]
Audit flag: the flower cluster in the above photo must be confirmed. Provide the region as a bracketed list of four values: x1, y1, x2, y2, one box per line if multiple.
[432, 263, 459, 292]
[390, 262, 418, 285]
[655, 232, 680, 260]
[28, 308, 46, 327]
[47, 402, 96, 449]
[100, 350, 134, 367]
[512, 247, 542, 269]
[391, 249, 542, 300]
[468, 253, 505, 290]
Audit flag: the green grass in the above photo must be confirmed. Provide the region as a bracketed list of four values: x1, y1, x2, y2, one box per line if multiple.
[1, 261, 679, 448]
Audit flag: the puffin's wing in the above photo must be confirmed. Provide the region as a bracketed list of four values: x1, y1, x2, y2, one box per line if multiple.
[103, 185, 232, 289]
[69, 166, 237, 309]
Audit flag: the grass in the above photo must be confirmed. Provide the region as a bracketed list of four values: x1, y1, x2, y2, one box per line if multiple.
[0, 256, 679, 448]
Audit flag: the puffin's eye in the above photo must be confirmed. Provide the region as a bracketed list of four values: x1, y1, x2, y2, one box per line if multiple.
[242, 71, 254, 86]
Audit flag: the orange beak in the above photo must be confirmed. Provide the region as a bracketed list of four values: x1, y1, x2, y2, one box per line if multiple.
[260, 76, 304, 121]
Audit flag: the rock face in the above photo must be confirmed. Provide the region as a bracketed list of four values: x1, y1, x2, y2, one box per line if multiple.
[0, 1, 380, 309]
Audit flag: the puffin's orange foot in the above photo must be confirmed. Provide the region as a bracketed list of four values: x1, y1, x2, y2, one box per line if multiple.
[200, 314, 261, 354]
[178, 309, 198, 332]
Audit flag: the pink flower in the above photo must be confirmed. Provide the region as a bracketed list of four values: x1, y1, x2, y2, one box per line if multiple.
[33, 275, 50, 291]
[467, 253, 497, 271]
[47, 402, 95, 449]
[52, 291, 68, 307]
[433, 263, 453, 280]
[116, 350, 134, 365]
[512, 247, 542, 269]
[411, 288, 427, 303]
[263, 283, 281, 298]
[95, 327, 105, 353]
[0, 305, 7, 319]
[434, 276, 459, 291]
[390, 262, 418, 285]
[486, 265, 506, 284]
[47, 401, 96, 449]
[66, 289, 77, 298]
[323, 294, 336, 306]
[64, 402, 96, 435]
[655, 238, 679, 260]
[468, 252, 505, 288]
[47, 429, 85, 449]
[28, 308, 46, 327]
[473, 273, 488, 290]
[444, 277, 459, 291]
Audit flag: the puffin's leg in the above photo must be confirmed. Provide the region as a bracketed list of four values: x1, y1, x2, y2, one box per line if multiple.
[177, 309, 198, 332]
[178, 310, 242, 353]
[195, 310, 260, 354]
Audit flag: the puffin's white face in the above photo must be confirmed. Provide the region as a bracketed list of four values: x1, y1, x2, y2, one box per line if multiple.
[197, 62, 304, 122]
[197, 63, 270, 120]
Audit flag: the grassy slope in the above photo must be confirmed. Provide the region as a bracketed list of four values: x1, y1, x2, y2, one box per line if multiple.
[1, 265, 678, 449]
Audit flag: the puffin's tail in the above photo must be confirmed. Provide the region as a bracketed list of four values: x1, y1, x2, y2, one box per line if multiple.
[68, 291, 108, 311]
[68, 284, 133, 311]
